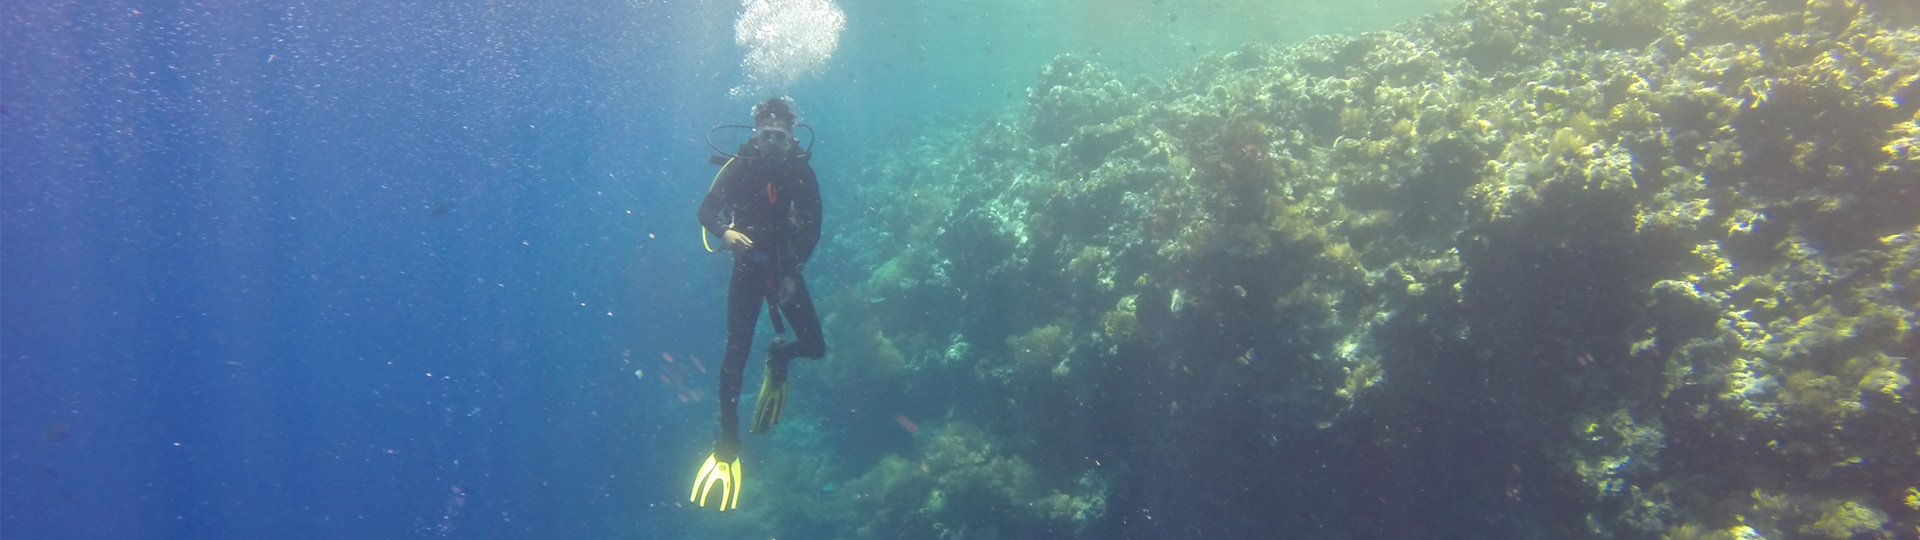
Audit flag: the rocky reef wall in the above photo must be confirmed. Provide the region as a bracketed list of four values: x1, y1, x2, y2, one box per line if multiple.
[696, 0, 1919, 538]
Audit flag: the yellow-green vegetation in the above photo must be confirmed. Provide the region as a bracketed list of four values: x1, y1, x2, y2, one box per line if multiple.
[866, 331, 910, 374]
[1339, 106, 1369, 139]
[1663, 523, 1746, 540]
[1066, 244, 1121, 290]
[1268, 197, 1331, 244]
[1780, 370, 1857, 419]
[920, 422, 1107, 532]
[820, 318, 915, 386]
[844, 454, 934, 507]
[807, 422, 1111, 539]
[922, 422, 1036, 513]
[1544, 112, 1598, 160]
[1776, 351, 1912, 420]
[1100, 296, 1139, 345]
[1335, 357, 1381, 401]
[1803, 500, 1888, 539]
[1571, 409, 1668, 504]
[1066, 245, 1104, 276]
[1007, 324, 1071, 375]
[867, 255, 913, 292]
[1742, 490, 1899, 540]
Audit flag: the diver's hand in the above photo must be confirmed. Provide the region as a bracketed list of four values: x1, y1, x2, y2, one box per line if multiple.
[722, 229, 754, 251]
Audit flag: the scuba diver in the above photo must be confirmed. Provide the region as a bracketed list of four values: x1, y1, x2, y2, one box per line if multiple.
[688, 97, 826, 511]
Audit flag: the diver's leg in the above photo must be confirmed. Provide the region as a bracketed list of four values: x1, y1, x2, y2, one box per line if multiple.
[771, 272, 826, 362]
[692, 258, 761, 511]
[717, 257, 764, 452]
[750, 270, 818, 433]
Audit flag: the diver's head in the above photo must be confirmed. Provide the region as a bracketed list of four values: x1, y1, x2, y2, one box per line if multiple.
[752, 97, 797, 130]
[746, 97, 801, 158]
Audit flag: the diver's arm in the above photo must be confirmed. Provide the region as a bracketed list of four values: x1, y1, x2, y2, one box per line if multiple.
[790, 166, 823, 267]
[700, 166, 755, 251]
[697, 162, 735, 240]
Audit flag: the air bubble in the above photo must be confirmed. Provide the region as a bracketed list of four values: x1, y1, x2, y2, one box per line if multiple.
[735, 0, 846, 89]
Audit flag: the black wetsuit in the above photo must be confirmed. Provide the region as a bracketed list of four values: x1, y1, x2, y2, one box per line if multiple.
[696, 137, 825, 454]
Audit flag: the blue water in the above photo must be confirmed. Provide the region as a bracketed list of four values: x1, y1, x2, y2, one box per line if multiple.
[2, 0, 1455, 538]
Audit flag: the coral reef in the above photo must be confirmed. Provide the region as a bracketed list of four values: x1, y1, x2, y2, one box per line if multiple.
[1005, 323, 1072, 377]
[695, 0, 1920, 538]
[695, 420, 1107, 540]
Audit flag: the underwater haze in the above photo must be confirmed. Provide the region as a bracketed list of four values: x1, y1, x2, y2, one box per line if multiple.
[5, 0, 1919, 539]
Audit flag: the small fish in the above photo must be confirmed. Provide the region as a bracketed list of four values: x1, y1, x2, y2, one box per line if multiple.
[633, 368, 645, 380]
[1231, 285, 1247, 297]
[895, 414, 920, 435]
[1236, 348, 1255, 365]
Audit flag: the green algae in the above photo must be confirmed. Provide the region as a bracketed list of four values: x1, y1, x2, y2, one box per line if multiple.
[1805, 500, 1890, 539]
[1006, 324, 1071, 376]
[1099, 296, 1140, 346]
